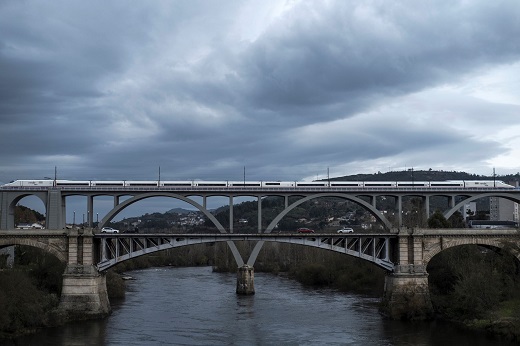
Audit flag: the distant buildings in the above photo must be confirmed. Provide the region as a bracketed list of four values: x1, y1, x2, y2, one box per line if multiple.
[489, 181, 519, 223]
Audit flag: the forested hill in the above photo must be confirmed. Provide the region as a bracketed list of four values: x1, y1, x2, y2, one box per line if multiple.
[329, 169, 520, 183]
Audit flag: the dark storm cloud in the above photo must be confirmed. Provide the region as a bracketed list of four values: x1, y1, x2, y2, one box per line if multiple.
[238, 1, 520, 119]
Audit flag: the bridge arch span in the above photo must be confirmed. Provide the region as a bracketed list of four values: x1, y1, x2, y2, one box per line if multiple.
[96, 234, 394, 271]
[2, 191, 48, 229]
[264, 193, 392, 233]
[99, 193, 225, 231]
[98, 192, 245, 266]
[0, 237, 67, 263]
[246, 192, 392, 266]
[444, 192, 520, 219]
[421, 235, 520, 267]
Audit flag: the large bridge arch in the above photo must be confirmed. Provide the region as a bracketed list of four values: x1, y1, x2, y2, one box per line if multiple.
[266, 193, 392, 232]
[444, 192, 520, 219]
[246, 192, 392, 266]
[99, 193, 225, 231]
[1, 191, 48, 229]
[0, 237, 67, 263]
[98, 192, 245, 266]
[421, 236, 520, 268]
[96, 234, 394, 271]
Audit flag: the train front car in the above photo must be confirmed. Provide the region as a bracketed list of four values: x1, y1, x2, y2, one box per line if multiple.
[463, 180, 515, 189]
[1, 180, 55, 187]
[491, 180, 515, 189]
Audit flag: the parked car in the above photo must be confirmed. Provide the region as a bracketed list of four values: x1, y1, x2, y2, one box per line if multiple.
[337, 227, 354, 234]
[101, 227, 119, 234]
[297, 228, 315, 233]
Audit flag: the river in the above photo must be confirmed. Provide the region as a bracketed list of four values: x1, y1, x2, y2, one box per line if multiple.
[6, 266, 514, 345]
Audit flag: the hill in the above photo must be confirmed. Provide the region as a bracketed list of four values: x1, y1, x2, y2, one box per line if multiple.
[328, 169, 520, 183]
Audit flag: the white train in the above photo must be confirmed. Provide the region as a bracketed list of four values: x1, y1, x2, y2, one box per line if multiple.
[1, 179, 515, 189]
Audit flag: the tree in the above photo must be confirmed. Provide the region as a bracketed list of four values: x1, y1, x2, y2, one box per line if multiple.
[428, 210, 450, 228]
[448, 211, 465, 228]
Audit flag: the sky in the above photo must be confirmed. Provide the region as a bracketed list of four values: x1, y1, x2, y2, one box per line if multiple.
[1, 1, 520, 221]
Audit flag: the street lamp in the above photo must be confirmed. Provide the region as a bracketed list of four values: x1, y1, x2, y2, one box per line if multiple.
[73, 211, 76, 228]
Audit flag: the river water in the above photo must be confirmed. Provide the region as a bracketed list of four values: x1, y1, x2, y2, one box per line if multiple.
[7, 266, 514, 345]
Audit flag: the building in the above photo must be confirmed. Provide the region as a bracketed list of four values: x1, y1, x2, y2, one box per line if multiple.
[489, 181, 519, 223]
[462, 202, 477, 220]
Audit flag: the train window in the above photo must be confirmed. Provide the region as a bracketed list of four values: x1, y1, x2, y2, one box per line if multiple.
[197, 183, 227, 186]
[430, 183, 462, 186]
[56, 182, 90, 186]
[296, 183, 328, 186]
[127, 183, 158, 186]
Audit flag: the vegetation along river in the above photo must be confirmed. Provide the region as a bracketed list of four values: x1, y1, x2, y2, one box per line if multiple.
[6, 266, 515, 345]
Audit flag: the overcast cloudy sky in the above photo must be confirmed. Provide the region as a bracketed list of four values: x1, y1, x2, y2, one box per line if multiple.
[2, 1, 520, 200]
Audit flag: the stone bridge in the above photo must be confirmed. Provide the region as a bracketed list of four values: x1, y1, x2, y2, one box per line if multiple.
[1, 228, 519, 320]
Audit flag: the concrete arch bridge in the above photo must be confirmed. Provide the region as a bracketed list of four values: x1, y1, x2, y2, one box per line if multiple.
[1, 185, 520, 320]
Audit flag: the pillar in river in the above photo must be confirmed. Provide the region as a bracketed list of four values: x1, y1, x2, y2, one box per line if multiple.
[381, 265, 434, 320]
[236, 264, 255, 295]
[58, 228, 111, 320]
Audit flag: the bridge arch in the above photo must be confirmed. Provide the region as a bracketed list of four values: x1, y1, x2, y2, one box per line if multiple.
[421, 235, 520, 267]
[444, 192, 520, 219]
[2, 191, 48, 229]
[96, 234, 394, 271]
[0, 238, 67, 263]
[98, 192, 245, 266]
[246, 192, 392, 266]
[267, 193, 392, 232]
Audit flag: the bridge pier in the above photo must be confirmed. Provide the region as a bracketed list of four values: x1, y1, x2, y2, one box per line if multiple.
[381, 264, 433, 320]
[236, 264, 255, 295]
[58, 228, 110, 319]
[59, 264, 111, 319]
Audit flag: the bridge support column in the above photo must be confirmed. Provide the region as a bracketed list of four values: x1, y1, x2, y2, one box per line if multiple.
[59, 264, 111, 319]
[381, 265, 433, 320]
[236, 264, 255, 295]
[46, 189, 64, 229]
[58, 229, 110, 319]
[396, 195, 403, 228]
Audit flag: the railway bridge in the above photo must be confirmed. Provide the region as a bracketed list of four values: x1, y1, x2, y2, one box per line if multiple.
[1, 185, 520, 320]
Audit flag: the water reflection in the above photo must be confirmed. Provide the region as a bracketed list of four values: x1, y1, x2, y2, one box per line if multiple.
[4, 266, 514, 345]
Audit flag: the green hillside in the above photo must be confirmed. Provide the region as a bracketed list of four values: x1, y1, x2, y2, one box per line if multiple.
[329, 169, 520, 183]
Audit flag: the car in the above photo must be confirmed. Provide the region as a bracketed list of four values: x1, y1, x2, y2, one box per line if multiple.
[101, 227, 119, 234]
[297, 228, 315, 233]
[337, 227, 354, 234]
